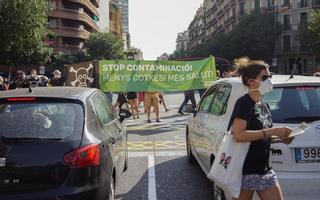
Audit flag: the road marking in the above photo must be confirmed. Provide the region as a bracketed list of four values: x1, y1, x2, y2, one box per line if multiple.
[129, 151, 187, 158]
[148, 155, 157, 200]
[127, 141, 186, 150]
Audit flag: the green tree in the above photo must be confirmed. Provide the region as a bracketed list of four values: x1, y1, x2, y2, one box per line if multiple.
[84, 32, 124, 60]
[298, 10, 320, 55]
[49, 52, 76, 72]
[0, 0, 53, 67]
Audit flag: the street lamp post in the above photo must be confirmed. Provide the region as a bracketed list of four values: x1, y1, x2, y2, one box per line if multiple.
[272, 4, 279, 74]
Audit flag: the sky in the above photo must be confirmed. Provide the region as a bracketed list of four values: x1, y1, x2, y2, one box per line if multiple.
[129, 0, 203, 60]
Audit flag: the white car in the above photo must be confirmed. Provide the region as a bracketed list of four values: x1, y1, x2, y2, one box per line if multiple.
[186, 75, 320, 200]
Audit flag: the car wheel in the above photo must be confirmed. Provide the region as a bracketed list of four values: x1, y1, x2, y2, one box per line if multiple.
[212, 182, 226, 200]
[108, 177, 115, 200]
[186, 129, 196, 164]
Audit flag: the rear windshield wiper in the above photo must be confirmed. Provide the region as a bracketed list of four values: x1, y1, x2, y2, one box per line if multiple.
[283, 116, 320, 123]
[1, 136, 62, 143]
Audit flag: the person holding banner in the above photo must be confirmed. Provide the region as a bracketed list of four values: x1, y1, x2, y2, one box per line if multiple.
[127, 92, 139, 119]
[178, 90, 197, 114]
[145, 92, 161, 123]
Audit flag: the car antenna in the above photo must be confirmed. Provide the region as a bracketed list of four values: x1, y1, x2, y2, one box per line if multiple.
[28, 81, 32, 93]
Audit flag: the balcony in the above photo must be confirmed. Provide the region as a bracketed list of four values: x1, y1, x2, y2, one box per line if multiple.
[48, 8, 99, 32]
[67, 0, 99, 18]
[52, 44, 82, 53]
[50, 26, 91, 39]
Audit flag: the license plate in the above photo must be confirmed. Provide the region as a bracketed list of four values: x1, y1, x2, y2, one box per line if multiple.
[295, 148, 320, 163]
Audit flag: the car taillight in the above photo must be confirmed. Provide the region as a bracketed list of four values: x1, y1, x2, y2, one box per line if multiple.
[7, 97, 36, 102]
[64, 144, 100, 168]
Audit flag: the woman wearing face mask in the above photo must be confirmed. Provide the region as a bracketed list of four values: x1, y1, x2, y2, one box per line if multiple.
[49, 70, 65, 86]
[231, 57, 293, 200]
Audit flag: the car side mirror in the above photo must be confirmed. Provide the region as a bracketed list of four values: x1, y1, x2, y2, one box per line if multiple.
[119, 109, 132, 122]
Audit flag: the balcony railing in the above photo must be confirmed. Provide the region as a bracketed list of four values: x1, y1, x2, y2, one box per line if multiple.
[67, 0, 99, 18]
[50, 26, 91, 39]
[283, 24, 292, 31]
[281, 3, 291, 9]
[48, 8, 99, 32]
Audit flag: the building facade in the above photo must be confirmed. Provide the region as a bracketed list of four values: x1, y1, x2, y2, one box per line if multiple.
[188, 5, 205, 50]
[48, 0, 109, 53]
[273, 0, 320, 75]
[109, 0, 122, 38]
[188, 0, 246, 49]
[176, 31, 189, 52]
[116, 0, 131, 50]
[187, 0, 320, 75]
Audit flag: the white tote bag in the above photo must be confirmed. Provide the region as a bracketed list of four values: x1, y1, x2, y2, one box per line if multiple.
[207, 131, 250, 198]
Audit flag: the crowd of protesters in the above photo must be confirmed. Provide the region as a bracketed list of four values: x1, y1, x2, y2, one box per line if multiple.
[0, 68, 66, 92]
[114, 91, 170, 123]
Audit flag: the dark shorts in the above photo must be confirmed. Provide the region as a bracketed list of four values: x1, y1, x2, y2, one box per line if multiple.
[242, 170, 278, 191]
[127, 92, 137, 100]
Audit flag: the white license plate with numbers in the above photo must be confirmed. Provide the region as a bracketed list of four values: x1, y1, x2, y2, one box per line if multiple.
[295, 148, 320, 163]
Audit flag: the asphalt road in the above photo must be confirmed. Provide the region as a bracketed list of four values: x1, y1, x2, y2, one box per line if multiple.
[114, 92, 214, 200]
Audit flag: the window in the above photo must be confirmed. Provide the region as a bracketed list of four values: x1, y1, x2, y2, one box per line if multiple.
[283, 15, 291, 30]
[300, 0, 308, 7]
[91, 93, 114, 124]
[198, 86, 218, 112]
[254, 0, 260, 10]
[283, 0, 290, 6]
[48, 19, 57, 29]
[0, 102, 84, 139]
[209, 84, 231, 115]
[263, 86, 320, 123]
[300, 12, 308, 25]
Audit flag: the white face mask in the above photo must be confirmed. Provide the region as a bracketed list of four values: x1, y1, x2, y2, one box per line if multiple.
[259, 78, 273, 95]
[249, 78, 273, 95]
[54, 74, 61, 79]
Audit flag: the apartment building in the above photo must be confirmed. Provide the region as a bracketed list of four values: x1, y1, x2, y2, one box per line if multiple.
[176, 31, 190, 52]
[48, 0, 110, 53]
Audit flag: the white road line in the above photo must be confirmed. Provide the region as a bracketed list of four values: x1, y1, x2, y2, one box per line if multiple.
[148, 155, 157, 200]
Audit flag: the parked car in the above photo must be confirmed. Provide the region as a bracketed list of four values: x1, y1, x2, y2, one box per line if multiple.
[186, 75, 320, 200]
[0, 87, 131, 200]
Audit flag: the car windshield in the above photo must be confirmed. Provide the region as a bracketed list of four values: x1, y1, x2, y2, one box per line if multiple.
[0, 102, 84, 139]
[263, 86, 320, 123]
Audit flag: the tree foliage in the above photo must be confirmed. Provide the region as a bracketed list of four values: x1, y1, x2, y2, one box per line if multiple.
[0, 0, 53, 66]
[49, 51, 91, 71]
[84, 32, 124, 60]
[298, 10, 320, 55]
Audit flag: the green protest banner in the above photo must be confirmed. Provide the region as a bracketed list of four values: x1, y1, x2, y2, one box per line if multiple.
[99, 56, 216, 92]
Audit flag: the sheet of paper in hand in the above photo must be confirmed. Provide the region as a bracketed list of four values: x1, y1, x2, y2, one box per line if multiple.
[288, 122, 311, 138]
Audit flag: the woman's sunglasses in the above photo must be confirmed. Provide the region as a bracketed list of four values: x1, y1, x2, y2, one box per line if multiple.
[261, 74, 272, 81]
